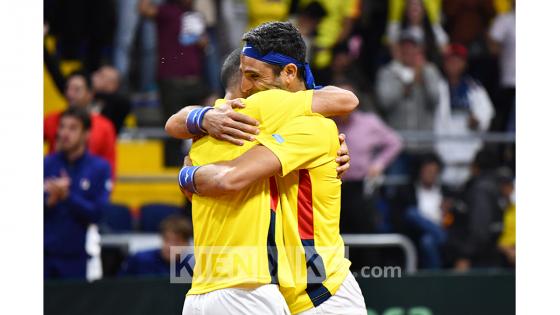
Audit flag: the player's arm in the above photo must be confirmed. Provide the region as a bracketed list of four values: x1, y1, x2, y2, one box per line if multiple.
[311, 86, 359, 117]
[181, 133, 349, 199]
[180, 145, 281, 196]
[180, 116, 337, 197]
[165, 86, 357, 141]
[164, 104, 260, 145]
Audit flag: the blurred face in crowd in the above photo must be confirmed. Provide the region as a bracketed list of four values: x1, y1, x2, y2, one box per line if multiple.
[406, 0, 425, 25]
[240, 55, 287, 97]
[399, 41, 422, 67]
[161, 230, 189, 262]
[500, 181, 514, 200]
[297, 15, 321, 37]
[57, 115, 89, 154]
[65, 75, 93, 108]
[175, 0, 192, 9]
[419, 161, 440, 188]
[444, 55, 467, 80]
[92, 66, 120, 94]
[332, 51, 351, 74]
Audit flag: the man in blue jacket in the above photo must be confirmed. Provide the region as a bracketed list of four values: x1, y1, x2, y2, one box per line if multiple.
[44, 107, 112, 279]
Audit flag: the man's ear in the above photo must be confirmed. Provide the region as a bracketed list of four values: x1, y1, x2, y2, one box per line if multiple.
[282, 63, 299, 85]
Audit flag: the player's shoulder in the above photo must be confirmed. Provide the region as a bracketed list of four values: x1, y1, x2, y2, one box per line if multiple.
[247, 88, 310, 103]
[288, 114, 337, 133]
[248, 88, 290, 99]
[213, 98, 227, 107]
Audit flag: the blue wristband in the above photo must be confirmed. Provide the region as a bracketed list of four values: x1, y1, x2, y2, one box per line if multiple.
[178, 166, 200, 194]
[186, 106, 213, 135]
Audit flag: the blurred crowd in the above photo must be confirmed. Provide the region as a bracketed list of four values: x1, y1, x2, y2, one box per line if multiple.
[44, 0, 516, 278]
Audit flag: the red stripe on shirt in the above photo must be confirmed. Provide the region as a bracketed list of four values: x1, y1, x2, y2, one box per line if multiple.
[270, 177, 279, 212]
[297, 170, 314, 239]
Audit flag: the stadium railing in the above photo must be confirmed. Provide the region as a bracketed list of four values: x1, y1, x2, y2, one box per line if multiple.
[115, 128, 515, 185]
[342, 234, 417, 273]
[119, 127, 516, 143]
[100, 232, 418, 272]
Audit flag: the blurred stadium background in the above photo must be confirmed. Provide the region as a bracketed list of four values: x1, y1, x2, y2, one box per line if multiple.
[43, 0, 515, 314]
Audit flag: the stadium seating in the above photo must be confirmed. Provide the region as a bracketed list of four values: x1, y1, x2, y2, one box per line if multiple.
[99, 203, 134, 233]
[111, 140, 184, 208]
[138, 203, 182, 232]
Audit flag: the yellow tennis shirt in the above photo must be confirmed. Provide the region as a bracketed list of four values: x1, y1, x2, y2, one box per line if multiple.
[187, 89, 313, 295]
[257, 115, 351, 313]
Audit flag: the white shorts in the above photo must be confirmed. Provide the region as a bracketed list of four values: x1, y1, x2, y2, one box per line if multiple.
[182, 284, 290, 315]
[296, 272, 367, 315]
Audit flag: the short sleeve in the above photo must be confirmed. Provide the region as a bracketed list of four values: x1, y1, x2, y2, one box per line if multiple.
[213, 98, 227, 106]
[255, 115, 338, 176]
[244, 89, 314, 133]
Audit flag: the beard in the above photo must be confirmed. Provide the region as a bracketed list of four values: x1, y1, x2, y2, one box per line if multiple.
[246, 77, 285, 97]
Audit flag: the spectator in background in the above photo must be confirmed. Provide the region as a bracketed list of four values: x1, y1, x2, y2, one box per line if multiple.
[454, 149, 504, 270]
[120, 215, 193, 276]
[194, 0, 221, 99]
[443, 0, 495, 48]
[335, 81, 403, 235]
[220, 0, 248, 54]
[44, 72, 117, 176]
[297, 0, 361, 80]
[44, 108, 112, 279]
[246, 0, 291, 30]
[139, 0, 210, 166]
[376, 30, 442, 175]
[497, 171, 515, 268]
[488, 0, 515, 132]
[394, 154, 448, 269]
[113, 0, 163, 92]
[91, 65, 132, 134]
[45, 0, 116, 74]
[386, 0, 448, 64]
[435, 44, 494, 188]
[329, 44, 376, 111]
[296, 1, 328, 66]
[329, 43, 370, 94]
[442, 0, 498, 111]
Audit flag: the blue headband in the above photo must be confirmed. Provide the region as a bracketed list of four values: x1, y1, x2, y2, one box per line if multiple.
[242, 44, 320, 90]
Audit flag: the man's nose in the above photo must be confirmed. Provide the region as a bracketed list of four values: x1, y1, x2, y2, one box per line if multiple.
[240, 77, 252, 94]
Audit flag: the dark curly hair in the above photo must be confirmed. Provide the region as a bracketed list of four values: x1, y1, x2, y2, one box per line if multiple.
[242, 21, 307, 80]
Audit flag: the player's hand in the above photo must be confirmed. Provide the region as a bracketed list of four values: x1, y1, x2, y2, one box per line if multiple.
[336, 133, 351, 179]
[201, 100, 260, 146]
